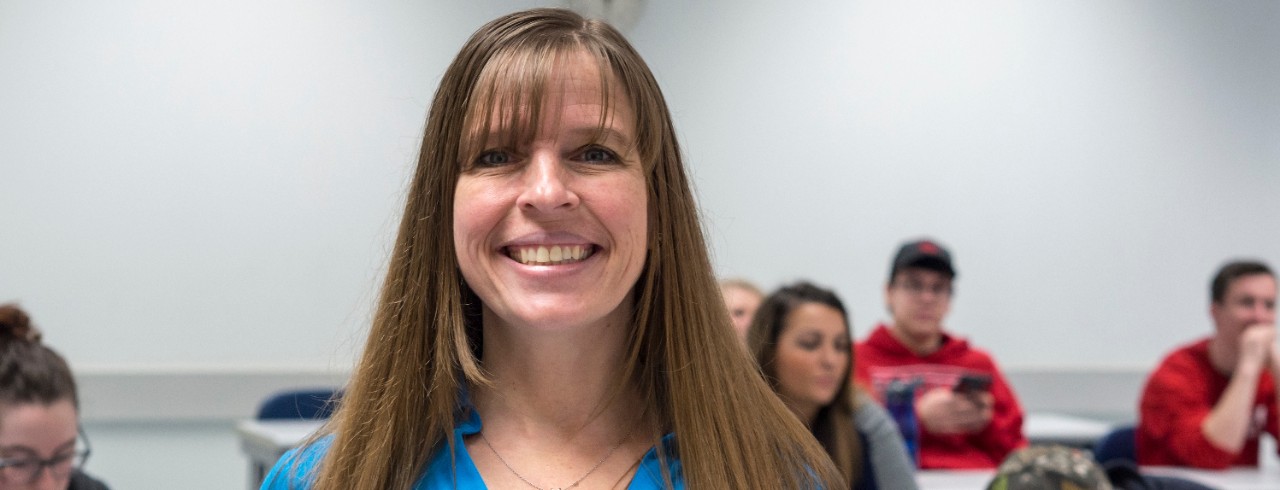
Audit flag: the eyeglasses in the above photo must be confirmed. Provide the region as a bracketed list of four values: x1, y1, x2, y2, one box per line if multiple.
[893, 280, 953, 298]
[0, 427, 91, 485]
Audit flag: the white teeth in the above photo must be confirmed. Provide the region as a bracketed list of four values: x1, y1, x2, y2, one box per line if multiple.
[509, 245, 592, 265]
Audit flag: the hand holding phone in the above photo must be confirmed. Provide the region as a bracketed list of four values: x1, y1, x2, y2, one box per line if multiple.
[952, 373, 993, 394]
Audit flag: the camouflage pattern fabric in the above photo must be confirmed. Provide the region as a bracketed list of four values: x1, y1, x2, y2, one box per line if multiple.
[986, 445, 1113, 490]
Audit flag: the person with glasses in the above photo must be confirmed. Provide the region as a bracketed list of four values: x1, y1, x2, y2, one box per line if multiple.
[0, 304, 107, 490]
[853, 239, 1027, 469]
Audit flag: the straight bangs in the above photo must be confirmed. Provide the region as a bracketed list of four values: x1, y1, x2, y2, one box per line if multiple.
[459, 41, 632, 170]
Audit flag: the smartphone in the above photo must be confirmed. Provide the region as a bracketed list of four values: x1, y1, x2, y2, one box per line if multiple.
[952, 373, 993, 394]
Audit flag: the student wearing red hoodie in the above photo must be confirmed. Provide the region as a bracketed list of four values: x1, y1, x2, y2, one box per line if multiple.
[1137, 260, 1279, 468]
[853, 239, 1026, 469]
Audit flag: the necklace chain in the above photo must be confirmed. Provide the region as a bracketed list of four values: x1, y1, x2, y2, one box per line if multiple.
[479, 423, 637, 490]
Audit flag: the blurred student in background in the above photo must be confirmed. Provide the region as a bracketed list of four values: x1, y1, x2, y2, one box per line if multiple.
[854, 238, 1026, 468]
[0, 304, 109, 490]
[749, 281, 919, 490]
[720, 279, 763, 344]
[1139, 260, 1279, 468]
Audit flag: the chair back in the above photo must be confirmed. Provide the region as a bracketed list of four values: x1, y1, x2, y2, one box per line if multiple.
[257, 388, 342, 420]
[1091, 425, 1136, 464]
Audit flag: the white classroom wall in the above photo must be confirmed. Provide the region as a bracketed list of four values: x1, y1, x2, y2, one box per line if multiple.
[4, 0, 1277, 374]
[1, 1, 1278, 488]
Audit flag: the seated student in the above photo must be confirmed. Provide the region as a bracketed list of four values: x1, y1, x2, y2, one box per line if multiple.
[0, 304, 110, 490]
[854, 238, 1026, 469]
[749, 281, 919, 490]
[720, 278, 764, 344]
[1138, 260, 1279, 468]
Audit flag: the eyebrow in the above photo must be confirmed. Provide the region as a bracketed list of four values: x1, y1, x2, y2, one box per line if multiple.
[574, 126, 637, 150]
[478, 124, 634, 146]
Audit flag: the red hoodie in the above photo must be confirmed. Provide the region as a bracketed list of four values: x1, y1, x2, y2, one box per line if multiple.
[1137, 338, 1279, 468]
[854, 323, 1027, 469]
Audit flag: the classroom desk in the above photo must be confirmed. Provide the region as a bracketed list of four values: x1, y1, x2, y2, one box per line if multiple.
[917, 466, 1280, 490]
[236, 419, 325, 489]
[1021, 412, 1113, 448]
[235, 413, 1114, 489]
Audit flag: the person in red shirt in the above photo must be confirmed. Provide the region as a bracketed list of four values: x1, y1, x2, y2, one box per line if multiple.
[854, 239, 1026, 469]
[1138, 260, 1280, 468]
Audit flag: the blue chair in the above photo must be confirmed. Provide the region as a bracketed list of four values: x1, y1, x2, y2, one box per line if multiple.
[1092, 425, 1136, 464]
[257, 388, 343, 420]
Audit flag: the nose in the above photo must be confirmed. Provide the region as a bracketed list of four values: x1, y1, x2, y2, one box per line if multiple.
[516, 151, 579, 213]
[818, 347, 840, 369]
[32, 467, 63, 490]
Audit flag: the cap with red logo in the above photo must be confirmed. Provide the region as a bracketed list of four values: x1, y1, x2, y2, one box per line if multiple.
[890, 238, 956, 279]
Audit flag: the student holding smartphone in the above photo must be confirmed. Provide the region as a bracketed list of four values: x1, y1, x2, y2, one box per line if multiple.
[853, 239, 1027, 469]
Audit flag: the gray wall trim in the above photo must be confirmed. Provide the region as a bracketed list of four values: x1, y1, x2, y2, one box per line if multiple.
[78, 368, 350, 422]
[1005, 368, 1147, 422]
[77, 367, 1148, 423]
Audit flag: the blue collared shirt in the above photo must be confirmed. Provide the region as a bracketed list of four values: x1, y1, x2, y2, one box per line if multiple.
[261, 407, 684, 489]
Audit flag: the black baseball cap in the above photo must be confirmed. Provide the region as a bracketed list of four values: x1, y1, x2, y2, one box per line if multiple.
[890, 238, 956, 280]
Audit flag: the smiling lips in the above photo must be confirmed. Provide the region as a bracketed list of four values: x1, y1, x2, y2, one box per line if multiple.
[506, 244, 596, 265]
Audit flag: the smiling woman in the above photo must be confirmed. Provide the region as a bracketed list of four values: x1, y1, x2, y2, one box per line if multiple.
[0, 305, 109, 490]
[261, 7, 841, 490]
[453, 51, 648, 336]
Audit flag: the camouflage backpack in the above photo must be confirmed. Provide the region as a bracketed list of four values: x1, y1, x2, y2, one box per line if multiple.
[987, 445, 1113, 490]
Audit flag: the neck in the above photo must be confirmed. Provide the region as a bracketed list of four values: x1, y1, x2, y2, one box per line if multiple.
[889, 323, 942, 356]
[474, 312, 640, 435]
[1207, 335, 1237, 376]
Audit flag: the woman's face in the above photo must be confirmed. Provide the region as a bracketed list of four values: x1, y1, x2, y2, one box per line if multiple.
[454, 52, 648, 335]
[721, 286, 762, 342]
[0, 400, 78, 490]
[773, 302, 851, 421]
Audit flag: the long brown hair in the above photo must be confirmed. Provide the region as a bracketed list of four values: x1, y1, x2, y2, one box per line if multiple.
[308, 8, 841, 490]
[748, 282, 864, 487]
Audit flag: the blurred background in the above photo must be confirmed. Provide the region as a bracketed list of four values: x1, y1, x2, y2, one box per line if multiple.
[2, 0, 1277, 487]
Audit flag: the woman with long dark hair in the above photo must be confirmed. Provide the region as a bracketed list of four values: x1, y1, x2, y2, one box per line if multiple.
[263, 8, 841, 490]
[749, 282, 919, 490]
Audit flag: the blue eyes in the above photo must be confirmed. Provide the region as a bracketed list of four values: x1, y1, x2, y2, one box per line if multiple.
[475, 151, 513, 166]
[580, 147, 616, 163]
[470, 146, 620, 168]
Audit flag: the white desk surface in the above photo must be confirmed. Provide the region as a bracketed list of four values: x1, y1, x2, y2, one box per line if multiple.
[1022, 412, 1114, 446]
[917, 466, 1280, 490]
[236, 419, 326, 489]
[236, 419, 325, 460]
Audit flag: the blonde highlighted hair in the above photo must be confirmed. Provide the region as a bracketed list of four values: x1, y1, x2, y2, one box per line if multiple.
[308, 9, 841, 489]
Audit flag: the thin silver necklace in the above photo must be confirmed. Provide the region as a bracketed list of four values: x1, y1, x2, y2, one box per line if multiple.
[478, 423, 638, 490]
